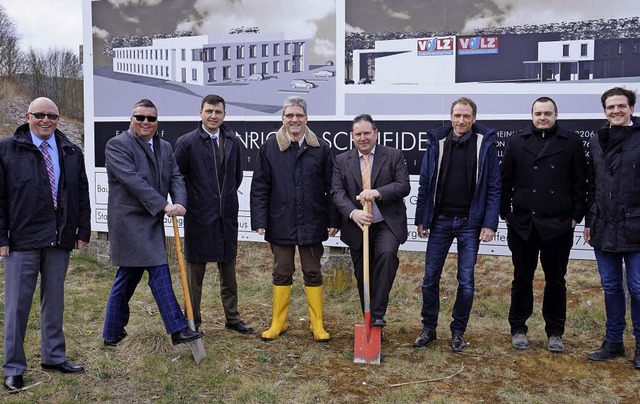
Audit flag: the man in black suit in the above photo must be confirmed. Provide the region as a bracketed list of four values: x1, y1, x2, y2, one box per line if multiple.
[501, 96, 587, 353]
[331, 114, 410, 327]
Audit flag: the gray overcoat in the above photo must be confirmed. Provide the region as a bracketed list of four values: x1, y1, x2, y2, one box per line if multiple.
[106, 128, 186, 267]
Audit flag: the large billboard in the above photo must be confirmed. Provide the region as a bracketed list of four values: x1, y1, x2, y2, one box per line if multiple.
[84, 0, 640, 259]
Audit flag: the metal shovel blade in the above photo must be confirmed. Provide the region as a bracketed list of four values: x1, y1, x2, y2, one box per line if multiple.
[187, 319, 206, 364]
[353, 319, 381, 364]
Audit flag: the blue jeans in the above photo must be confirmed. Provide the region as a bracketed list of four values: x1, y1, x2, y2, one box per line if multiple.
[593, 249, 640, 346]
[421, 216, 480, 335]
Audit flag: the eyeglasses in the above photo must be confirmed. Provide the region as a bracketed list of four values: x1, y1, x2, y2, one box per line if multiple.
[133, 115, 158, 122]
[29, 112, 59, 120]
[284, 113, 306, 119]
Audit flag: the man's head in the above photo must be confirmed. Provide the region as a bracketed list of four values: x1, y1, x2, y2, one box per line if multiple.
[130, 99, 158, 141]
[200, 94, 226, 133]
[601, 87, 636, 127]
[352, 114, 378, 155]
[450, 97, 477, 136]
[282, 96, 308, 140]
[26, 97, 60, 140]
[531, 96, 558, 130]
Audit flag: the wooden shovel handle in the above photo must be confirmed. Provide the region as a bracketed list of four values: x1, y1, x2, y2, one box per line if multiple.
[172, 217, 196, 322]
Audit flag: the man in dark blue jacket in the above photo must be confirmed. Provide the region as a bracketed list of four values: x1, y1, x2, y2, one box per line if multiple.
[0, 97, 91, 392]
[414, 97, 500, 352]
[175, 94, 253, 335]
[250, 96, 340, 342]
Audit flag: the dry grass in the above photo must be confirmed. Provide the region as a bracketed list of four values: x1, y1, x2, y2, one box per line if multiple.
[1, 242, 639, 403]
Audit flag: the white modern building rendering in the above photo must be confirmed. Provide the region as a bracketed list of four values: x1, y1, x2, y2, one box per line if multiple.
[524, 39, 596, 81]
[112, 34, 308, 85]
[352, 36, 457, 85]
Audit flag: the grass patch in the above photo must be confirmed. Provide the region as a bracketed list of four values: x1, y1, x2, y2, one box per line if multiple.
[0, 243, 638, 402]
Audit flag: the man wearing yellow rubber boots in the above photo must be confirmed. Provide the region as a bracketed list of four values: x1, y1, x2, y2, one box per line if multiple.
[250, 96, 340, 341]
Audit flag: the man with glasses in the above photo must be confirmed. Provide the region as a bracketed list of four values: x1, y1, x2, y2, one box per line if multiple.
[250, 96, 339, 341]
[585, 87, 640, 369]
[102, 99, 203, 348]
[174, 94, 253, 335]
[1, 97, 90, 392]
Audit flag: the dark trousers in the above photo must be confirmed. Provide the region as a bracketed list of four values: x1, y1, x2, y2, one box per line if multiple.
[508, 226, 573, 337]
[350, 221, 400, 320]
[186, 259, 240, 327]
[102, 265, 188, 340]
[270, 243, 324, 286]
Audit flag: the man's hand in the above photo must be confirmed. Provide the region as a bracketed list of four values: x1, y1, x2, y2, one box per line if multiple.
[358, 189, 380, 203]
[257, 228, 265, 236]
[0, 246, 9, 257]
[352, 209, 372, 231]
[479, 228, 495, 242]
[75, 240, 88, 250]
[328, 227, 339, 237]
[583, 227, 591, 244]
[417, 224, 429, 239]
[164, 203, 186, 217]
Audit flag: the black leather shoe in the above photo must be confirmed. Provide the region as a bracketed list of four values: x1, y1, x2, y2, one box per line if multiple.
[370, 318, 387, 327]
[104, 329, 128, 347]
[225, 321, 254, 334]
[633, 349, 640, 370]
[41, 361, 85, 374]
[451, 333, 467, 352]
[4, 375, 23, 392]
[171, 327, 204, 346]
[413, 329, 437, 348]
[588, 341, 625, 361]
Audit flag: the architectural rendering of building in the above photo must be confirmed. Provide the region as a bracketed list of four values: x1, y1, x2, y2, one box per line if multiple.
[112, 33, 308, 85]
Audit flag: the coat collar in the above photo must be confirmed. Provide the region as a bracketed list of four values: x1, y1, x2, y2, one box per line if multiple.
[275, 125, 319, 151]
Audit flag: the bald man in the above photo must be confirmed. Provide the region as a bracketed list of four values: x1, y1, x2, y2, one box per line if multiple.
[0, 97, 91, 391]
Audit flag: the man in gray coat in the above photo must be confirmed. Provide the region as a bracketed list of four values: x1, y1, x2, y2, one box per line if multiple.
[102, 99, 203, 347]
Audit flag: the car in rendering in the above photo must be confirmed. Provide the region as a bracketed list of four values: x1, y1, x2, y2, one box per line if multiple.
[290, 79, 315, 89]
[248, 73, 264, 81]
[313, 70, 334, 77]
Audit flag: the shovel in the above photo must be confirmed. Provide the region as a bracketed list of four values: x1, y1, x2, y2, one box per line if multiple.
[172, 217, 206, 364]
[353, 200, 381, 364]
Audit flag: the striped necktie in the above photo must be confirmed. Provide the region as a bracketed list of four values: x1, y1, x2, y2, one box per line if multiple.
[40, 141, 57, 208]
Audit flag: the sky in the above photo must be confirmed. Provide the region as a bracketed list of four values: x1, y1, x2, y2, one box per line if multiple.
[0, 0, 83, 52]
[346, 0, 640, 33]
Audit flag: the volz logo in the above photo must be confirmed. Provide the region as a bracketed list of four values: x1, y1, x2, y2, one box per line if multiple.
[457, 36, 499, 55]
[417, 37, 455, 56]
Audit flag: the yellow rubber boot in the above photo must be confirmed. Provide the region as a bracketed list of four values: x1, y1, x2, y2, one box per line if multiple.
[305, 285, 331, 342]
[261, 285, 291, 341]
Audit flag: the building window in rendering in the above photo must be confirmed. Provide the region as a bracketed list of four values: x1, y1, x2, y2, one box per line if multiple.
[581, 44, 588, 56]
[250, 45, 257, 58]
[262, 44, 269, 57]
[237, 64, 244, 78]
[563, 44, 569, 57]
[192, 68, 197, 81]
[223, 66, 231, 80]
[208, 67, 216, 82]
[223, 46, 231, 60]
[237, 45, 244, 59]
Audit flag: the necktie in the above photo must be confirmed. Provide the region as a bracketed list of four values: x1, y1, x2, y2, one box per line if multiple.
[40, 141, 57, 208]
[212, 135, 223, 187]
[361, 154, 371, 214]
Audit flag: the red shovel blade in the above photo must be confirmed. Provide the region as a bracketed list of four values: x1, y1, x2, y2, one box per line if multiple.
[353, 323, 381, 364]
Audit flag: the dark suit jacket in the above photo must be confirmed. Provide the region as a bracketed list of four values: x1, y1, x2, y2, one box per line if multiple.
[500, 124, 587, 241]
[331, 145, 410, 249]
